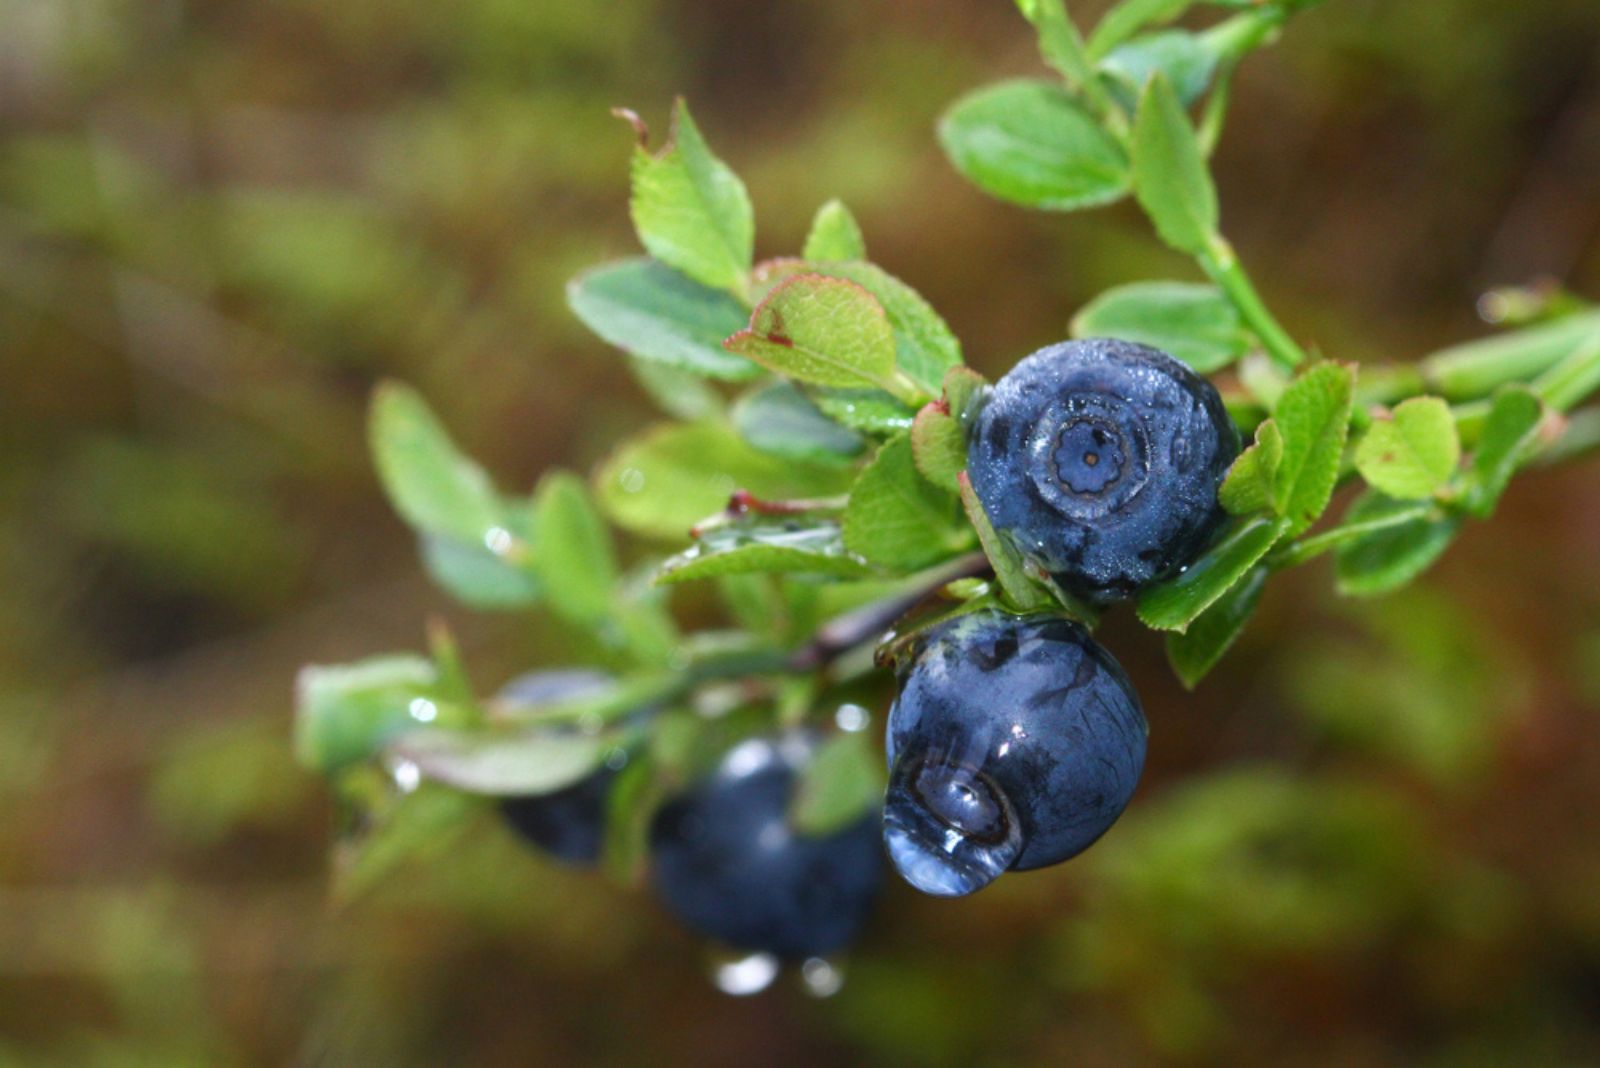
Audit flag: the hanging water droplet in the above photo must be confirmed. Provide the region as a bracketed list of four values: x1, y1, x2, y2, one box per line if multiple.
[408, 697, 438, 723]
[710, 951, 779, 997]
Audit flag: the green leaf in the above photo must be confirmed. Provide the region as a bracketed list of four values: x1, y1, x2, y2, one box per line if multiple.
[657, 522, 872, 584]
[1462, 386, 1544, 517]
[568, 258, 758, 381]
[369, 382, 505, 546]
[1219, 419, 1282, 515]
[724, 274, 900, 391]
[627, 357, 726, 420]
[733, 380, 866, 465]
[942, 366, 990, 424]
[808, 387, 918, 434]
[389, 728, 611, 796]
[939, 80, 1130, 212]
[791, 732, 885, 836]
[1271, 362, 1356, 535]
[295, 655, 469, 772]
[420, 536, 540, 610]
[1131, 74, 1218, 255]
[843, 435, 971, 570]
[1420, 310, 1600, 401]
[1164, 563, 1266, 688]
[1102, 31, 1218, 110]
[1014, 0, 1097, 87]
[807, 261, 964, 395]
[1354, 397, 1461, 500]
[956, 472, 1050, 611]
[910, 402, 968, 493]
[802, 199, 867, 261]
[1088, 0, 1195, 57]
[1334, 493, 1460, 597]
[628, 99, 753, 292]
[532, 472, 618, 625]
[1071, 280, 1247, 374]
[595, 422, 856, 539]
[1137, 515, 1291, 631]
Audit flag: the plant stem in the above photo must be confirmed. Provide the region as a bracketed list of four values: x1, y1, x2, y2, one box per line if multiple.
[1201, 235, 1307, 372]
[1420, 309, 1600, 399]
[1268, 503, 1434, 569]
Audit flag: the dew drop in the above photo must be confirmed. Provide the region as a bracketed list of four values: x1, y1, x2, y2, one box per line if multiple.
[619, 467, 646, 494]
[800, 957, 845, 998]
[710, 951, 780, 996]
[834, 703, 870, 733]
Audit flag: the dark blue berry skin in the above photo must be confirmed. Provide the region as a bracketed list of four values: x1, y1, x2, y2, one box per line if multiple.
[649, 733, 882, 960]
[967, 338, 1239, 603]
[496, 669, 619, 866]
[883, 609, 1147, 897]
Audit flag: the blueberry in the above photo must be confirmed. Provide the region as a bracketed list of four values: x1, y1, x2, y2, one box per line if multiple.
[967, 338, 1239, 602]
[883, 609, 1146, 897]
[496, 669, 619, 865]
[649, 732, 882, 959]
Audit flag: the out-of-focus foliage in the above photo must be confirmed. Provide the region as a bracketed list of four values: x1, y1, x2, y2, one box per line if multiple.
[2, 0, 1599, 1064]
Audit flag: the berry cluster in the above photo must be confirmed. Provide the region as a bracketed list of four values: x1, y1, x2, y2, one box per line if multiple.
[498, 671, 882, 962]
[501, 340, 1235, 954]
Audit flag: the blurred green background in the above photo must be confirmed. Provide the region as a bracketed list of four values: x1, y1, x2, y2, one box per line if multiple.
[3, 0, 1600, 1064]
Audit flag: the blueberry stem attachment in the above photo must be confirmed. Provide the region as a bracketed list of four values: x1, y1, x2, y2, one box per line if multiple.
[1200, 234, 1308, 372]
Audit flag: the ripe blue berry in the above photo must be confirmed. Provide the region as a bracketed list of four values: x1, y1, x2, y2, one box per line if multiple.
[496, 669, 619, 865]
[650, 732, 882, 959]
[883, 609, 1147, 897]
[967, 338, 1239, 602]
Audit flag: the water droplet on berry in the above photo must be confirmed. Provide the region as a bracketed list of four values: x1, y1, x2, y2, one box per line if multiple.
[710, 951, 780, 996]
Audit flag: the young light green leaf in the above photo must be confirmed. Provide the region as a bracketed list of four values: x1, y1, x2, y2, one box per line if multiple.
[843, 435, 971, 570]
[1102, 31, 1218, 110]
[724, 274, 900, 392]
[1014, 0, 1097, 87]
[1131, 74, 1218, 255]
[596, 422, 855, 539]
[370, 382, 505, 546]
[808, 387, 918, 434]
[627, 99, 754, 293]
[1137, 515, 1291, 631]
[532, 471, 618, 625]
[734, 380, 866, 465]
[568, 258, 758, 381]
[1087, 0, 1194, 57]
[1218, 418, 1282, 514]
[802, 199, 867, 261]
[957, 472, 1052, 611]
[1271, 362, 1356, 534]
[1462, 386, 1544, 517]
[389, 728, 611, 796]
[1071, 280, 1247, 373]
[657, 522, 872, 584]
[807, 261, 964, 395]
[791, 731, 885, 836]
[1334, 492, 1460, 597]
[910, 402, 967, 493]
[1354, 396, 1461, 500]
[295, 655, 467, 773]
[939, 80, 1130, 213]
[1164, 562, 1266, 688]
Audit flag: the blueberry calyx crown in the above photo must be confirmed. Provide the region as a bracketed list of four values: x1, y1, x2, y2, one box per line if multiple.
[966, 338, 1240, 602]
